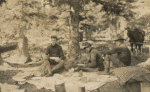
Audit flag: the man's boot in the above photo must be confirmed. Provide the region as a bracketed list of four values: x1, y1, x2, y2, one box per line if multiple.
[97, 60, 110, 75]
[98, 55, 110, 75]
[103, 60, 110, 75]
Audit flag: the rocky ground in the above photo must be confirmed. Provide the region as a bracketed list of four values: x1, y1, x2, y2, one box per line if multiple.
[0, 41, 149, 92]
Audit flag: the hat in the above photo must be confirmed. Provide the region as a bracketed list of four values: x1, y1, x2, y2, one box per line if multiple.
[113, 34, 125, 41]
[51, 35, 58, 40]
[82, 42, 92, 49]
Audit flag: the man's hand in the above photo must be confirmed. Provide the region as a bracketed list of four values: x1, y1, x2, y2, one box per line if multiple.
[101, 54, 105, 59]
[54, 58, 61, 62]
[42, 55, 48, 60]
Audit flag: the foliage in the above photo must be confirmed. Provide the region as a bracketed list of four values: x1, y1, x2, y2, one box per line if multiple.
[91, 0, 138, 32]
[0, 0, 145, 70]
[0, 0, 6, 6]
[0, 0, 70, 40]
[129, 13, 150, 29]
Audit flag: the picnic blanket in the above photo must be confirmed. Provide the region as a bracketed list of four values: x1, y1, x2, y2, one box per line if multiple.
[111, 66, 150, 85]
[12, 72, 118, 92]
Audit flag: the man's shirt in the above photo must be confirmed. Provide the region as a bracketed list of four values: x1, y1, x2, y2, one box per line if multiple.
[86, 47, 104, 68]
[45, 44, 64, 60]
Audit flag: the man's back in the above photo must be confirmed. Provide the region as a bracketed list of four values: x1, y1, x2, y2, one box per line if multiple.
[85, 48, 104, 68]
[117, 44, 131, 66]
[90, 48, 103, 63]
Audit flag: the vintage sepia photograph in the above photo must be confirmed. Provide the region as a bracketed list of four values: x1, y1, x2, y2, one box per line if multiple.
[0, 0, 150, 92]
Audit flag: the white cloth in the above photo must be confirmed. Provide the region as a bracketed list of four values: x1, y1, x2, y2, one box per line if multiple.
[26, 72, 118, 92]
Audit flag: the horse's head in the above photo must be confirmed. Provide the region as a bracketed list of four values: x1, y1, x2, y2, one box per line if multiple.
[125, 27, 132, 38]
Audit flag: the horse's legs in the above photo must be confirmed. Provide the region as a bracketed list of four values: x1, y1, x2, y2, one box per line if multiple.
[138, 44, 142, 54]
[135, 44, 138, 55]
[130, 43, 134, 53]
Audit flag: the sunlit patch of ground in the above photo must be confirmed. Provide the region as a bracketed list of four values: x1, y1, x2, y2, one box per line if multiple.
[0, 70, 53, 92]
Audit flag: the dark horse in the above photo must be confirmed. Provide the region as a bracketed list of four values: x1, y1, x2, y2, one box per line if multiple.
[126, 27, 145, 54]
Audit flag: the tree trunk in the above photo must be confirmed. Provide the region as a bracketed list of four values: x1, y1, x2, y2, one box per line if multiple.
[65, 1, 81, 70]
[55, 83, 66, 92]
[17, 32, 31, 63]
[68, 4, 80, 59]
[0, 53, 4, 65]
[78, 86, 85, 92]
[67, 6, 72, 57]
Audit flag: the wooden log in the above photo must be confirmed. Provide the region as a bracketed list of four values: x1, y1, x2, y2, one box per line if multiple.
[0, 42, 18, 53]
[0, 42, 18, 65]
[6, 61, 43, 68]
[78, 86, 85, 92]
[55, 82, 66, 92]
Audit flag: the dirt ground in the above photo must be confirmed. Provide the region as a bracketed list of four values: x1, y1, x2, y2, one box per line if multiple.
[0, 45, 149, 92]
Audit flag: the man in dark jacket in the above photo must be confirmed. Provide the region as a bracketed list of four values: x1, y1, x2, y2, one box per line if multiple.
[75, 42, 104, 72]
[45, 35, 65, 75]
[102, 35, 131, 75]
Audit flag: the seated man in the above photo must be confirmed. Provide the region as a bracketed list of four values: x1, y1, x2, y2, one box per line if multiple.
[45, 35, 65, 75]
[101, 35, 131, 75]
[75, 42, 104, 72]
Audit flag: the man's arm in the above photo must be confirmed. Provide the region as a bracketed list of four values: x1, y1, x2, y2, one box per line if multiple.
[59, 46, 65, 60]
[45, 46, 50, 55]
[103, 47, 123, 55]
[85, 51, 97, 68]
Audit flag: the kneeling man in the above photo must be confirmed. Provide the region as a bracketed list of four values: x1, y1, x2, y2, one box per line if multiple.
[102, 35, 131, 75]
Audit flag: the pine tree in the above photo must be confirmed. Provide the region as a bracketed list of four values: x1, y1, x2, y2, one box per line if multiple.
[92, 0, 139, 38]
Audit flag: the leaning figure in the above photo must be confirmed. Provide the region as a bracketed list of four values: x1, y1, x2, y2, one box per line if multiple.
[101, 34, 131, 75]
[75, 42, 104, 72]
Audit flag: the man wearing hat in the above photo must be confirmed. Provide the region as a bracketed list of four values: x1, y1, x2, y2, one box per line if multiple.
[75, 42, 104, 72]
[101, 34, 131, 75]
[45, 35, 65, 76]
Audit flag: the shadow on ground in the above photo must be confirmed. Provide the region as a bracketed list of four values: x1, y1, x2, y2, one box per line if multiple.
[0, 70, 53, 92]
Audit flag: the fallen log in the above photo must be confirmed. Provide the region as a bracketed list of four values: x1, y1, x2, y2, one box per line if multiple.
[0, 42, 18, 65]
[6, 61, 43, 68]
[0, 42, 18, 53]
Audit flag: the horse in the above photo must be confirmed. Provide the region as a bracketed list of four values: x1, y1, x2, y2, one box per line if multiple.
[126, 27, 145, 54]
